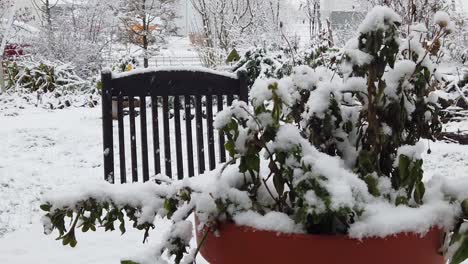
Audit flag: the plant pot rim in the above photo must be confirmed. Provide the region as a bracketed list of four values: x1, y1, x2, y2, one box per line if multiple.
[195, 216, 445, 264]
[195, 215, 444, 241]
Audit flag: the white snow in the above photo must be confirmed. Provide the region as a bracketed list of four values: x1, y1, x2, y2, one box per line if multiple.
[434, 11, 450, 27]
[1, 97, 468, 263]
[344, 39, 374, 66]
[291, 65, 320, 90]
[303, 80, 336, 118]
[383, 60, 417, 99]
[233, 211, 303, 234]
[0, 104, 209, 263]
[394, 141, 426, 167]
[358, 6, 402, 34]
[342, 77, 367, 94]
[250, 78, 292, 107]
[348, 199, 456, 239]
[112, 66, 237, 79]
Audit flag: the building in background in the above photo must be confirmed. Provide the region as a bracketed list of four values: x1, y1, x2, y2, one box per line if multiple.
[321, 0, 363, 28]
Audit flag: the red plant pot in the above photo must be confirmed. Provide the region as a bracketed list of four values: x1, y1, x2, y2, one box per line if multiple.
[195, 218, 445, 264]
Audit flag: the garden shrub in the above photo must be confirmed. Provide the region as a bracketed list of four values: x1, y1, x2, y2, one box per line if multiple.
[40, 6, 468, 264]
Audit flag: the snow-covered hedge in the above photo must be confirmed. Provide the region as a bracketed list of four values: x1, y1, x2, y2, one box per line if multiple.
[1, 58, 100, 110]
[233, 44, 340, 89]
[5, 58, 94, 93]
[40, 6, 468, 264]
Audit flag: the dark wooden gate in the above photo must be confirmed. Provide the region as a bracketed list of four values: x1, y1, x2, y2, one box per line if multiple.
[101, 68, 248, 184]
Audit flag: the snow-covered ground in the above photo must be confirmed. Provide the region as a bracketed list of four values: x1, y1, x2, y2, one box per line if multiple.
[0, 103, 467, 263]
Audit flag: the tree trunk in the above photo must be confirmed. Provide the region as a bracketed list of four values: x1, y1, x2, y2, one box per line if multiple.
[142, 0, 149, 68]
[143, 36, 149, 68]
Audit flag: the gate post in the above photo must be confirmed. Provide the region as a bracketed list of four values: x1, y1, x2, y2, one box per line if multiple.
[101, 71, 115, 183]
[237, 71, 249, 104]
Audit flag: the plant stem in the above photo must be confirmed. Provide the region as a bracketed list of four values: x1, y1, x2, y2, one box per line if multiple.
[193, 227, 210, 263]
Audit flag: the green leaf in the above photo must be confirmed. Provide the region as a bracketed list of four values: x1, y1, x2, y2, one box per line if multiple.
[225, 141, 236, 158]
[164, 198, 178, 219]
[461, 200, 468, 218]
[40, 204, 52, 212]
[119, 222, 126, 234]
[69, 239, 77, 248]
[239, 157, 248, 173]
[413, 182, 425, 205]
[363, 175, 380, 197]
[398, 155, 411, 183]
[451, 236, 468, 264]
[62, 236, 70, 246]
[273, 173, 284, 196]
[121, 261, 140, 264]
[395, 196, 408, 206]
[246, 154, 260, 173]
[226, 48, 240, 63]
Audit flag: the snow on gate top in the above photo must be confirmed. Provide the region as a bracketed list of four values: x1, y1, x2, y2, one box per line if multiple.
[109, 66, 238, 80]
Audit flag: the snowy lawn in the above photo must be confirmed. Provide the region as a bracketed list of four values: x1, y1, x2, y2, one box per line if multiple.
[0, 106, 467, 263]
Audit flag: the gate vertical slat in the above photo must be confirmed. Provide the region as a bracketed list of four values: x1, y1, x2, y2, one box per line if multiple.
[117, 95, 126, 183]
[217, 95, 226, 163]
[174, 96, 184, 179]
[206, 95, 215, 170]
[195, 95, 205, 173]
[101, 72, 114, 183]
[129, 97, 138, 182]
[238, 72, 249, 103]
[227, 94, 234, 106]
[151, 96, 161, 175]
[140, 96, 150, 182]
[184, 95, 195, 177]
[162, 96, 172, 177]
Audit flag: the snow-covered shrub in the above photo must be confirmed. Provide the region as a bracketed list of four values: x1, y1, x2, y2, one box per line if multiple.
[232, 47, 292, 88]
[233, 44, 340, 89]
[5, 58, 92, 93]
[111, 54, 141, 74]
[295, 43, 341, 69]
[40, 6, 468, 264]
[2, 58, 100, 109]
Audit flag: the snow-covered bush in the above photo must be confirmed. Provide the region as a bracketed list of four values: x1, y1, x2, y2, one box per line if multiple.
[5, 58, 92, 93]
[232, 47, 292, 88]
[295, 43, 341, 69]
[40, 6, 468, 264]
[2, 58, 100, 109]
[111, 54, 141, 74]
[233, 44, 340, 89]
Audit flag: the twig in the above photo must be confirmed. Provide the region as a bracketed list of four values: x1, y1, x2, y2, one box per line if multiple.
[192, 227, 210, 263]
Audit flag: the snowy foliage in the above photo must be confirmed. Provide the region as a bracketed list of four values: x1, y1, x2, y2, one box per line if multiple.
[2, 57, 100, 109]
[233, 44, 340, 89]
[4, 58, 95, 93]
[40, 6, 468, 264]
[232, 47, 293, 88]
[359, 0, 467, 64]
[26, 1, 115, 78]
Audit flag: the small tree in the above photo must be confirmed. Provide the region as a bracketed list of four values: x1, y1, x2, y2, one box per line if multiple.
[299, 0, 322, 42]
[28, 1, 117, 78]
[32, 0, 59, 49]
[190, 0, 296, 67]
[116, 0, 179, 68]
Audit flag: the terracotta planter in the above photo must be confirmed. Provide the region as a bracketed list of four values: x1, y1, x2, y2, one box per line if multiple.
[196, 219, 445, 264]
